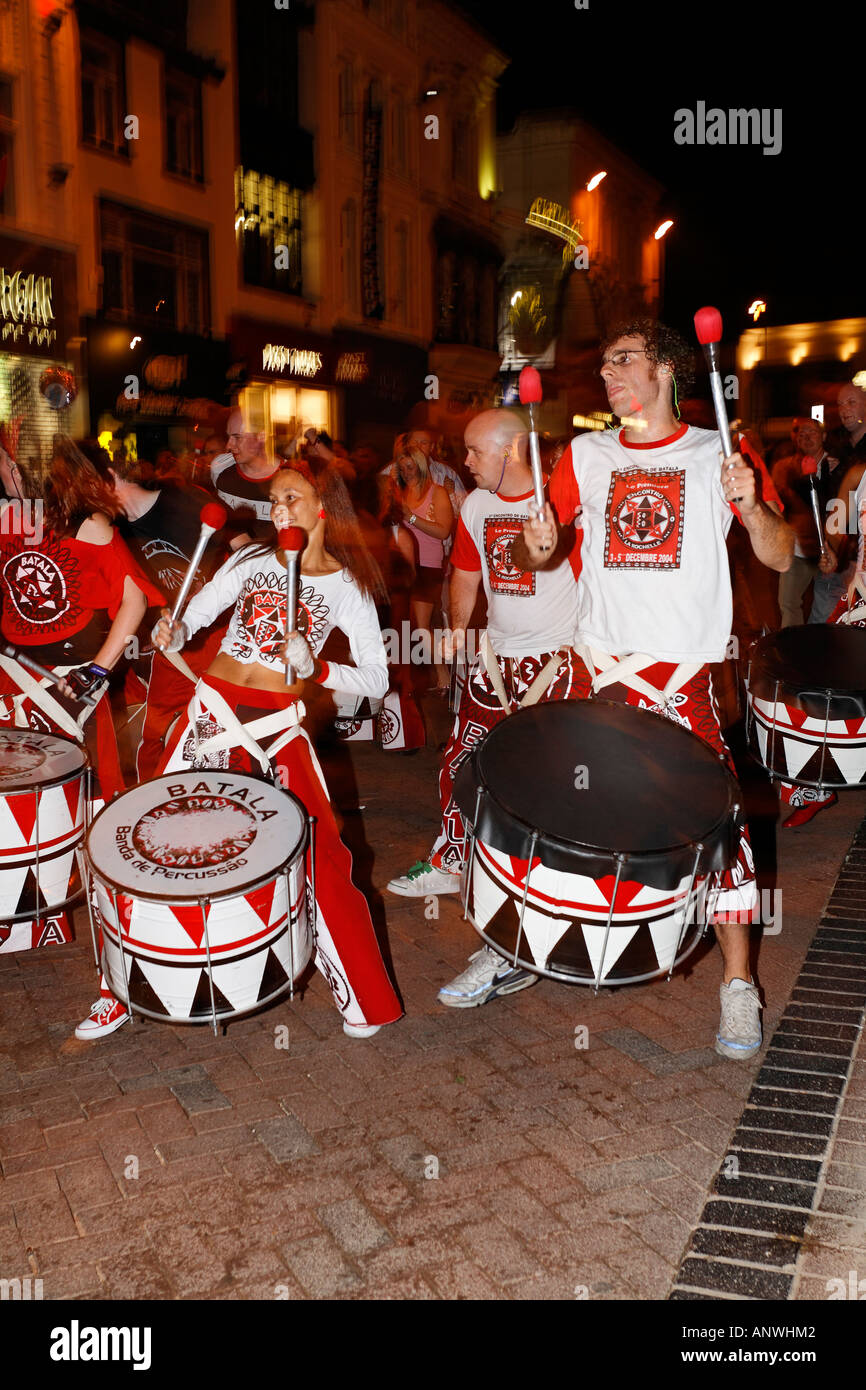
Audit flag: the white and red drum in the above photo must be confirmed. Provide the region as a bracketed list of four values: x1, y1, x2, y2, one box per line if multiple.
[454, 701, 741, 988]
[85, 771, 313, 1026]
[747, 626, 866, 789]
[0, 729, 87, 953]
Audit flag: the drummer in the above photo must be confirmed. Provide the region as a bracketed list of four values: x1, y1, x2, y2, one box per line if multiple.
[153, 461, 403, 1039]
[0, 435, 163, 1040]
[387, 409, 581, 1008]
[520, 318, 794, 1060]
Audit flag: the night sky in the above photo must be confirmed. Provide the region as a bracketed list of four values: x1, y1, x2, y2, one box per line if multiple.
[467, 0, 857, 342]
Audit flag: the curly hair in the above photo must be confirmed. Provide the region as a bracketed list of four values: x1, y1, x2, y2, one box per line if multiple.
[231, 461, 388, 605]
[602, 318, 695, 398]
[44, 437, 118, 536]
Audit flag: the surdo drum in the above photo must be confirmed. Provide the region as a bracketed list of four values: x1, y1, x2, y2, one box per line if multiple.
[747, 626, 866, 789]
[454, 701, 742, 988]
[0, 729, 88, 952]
[85, 771, 313, 1031]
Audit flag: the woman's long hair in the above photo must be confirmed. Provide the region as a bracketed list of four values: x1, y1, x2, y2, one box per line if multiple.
[392, 445, 430, 492]
[231, 461, 388, 604]
[43, 437, 118, 536]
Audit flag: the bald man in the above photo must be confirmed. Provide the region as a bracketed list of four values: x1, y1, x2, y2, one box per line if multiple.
[212, 407, 281, 548]
[387, 409, 581, 1008]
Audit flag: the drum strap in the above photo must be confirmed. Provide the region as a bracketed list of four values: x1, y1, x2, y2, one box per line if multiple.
[162, 649, 200, 685]
[0, 655, 90, 741]
[480, 635, 566, 713]
[576, 644, 703, 709]
[187, 680, 327, 787]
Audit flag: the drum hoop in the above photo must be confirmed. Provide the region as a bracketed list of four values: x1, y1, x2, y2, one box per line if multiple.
[85, 778, 309, 904]
[472, 921, 706, 989]
[468, 697, 739, 867]
[749, 629, 866, 704]
[0, 883, 83, 927]
[0, 746, 89, 797]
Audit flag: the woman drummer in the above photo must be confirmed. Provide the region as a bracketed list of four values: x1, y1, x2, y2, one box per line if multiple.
[154, 462, 403, 1038]
[0, 435, 163, 1040]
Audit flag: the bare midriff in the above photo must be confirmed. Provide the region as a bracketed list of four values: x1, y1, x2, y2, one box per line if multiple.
[206, 653, 304, 695]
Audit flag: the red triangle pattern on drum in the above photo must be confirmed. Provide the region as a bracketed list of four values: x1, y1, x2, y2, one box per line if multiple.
[167, 900, 212, 947]
[63, 779, 83, 825]
[115, 893, 135, 938]
[593, 873, 652, 912]
[244, 876, 277, 928]
[7, 791, 39, 846]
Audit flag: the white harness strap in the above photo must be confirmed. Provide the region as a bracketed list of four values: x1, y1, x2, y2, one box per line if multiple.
[163, 648, 200, 685]
[575, 643, 703, 708]
[480, 633, 567, 714]
[186, 681, 327, 788]
[0, 654, 88, 741]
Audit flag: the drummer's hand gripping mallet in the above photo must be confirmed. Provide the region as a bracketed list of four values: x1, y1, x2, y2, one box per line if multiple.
[694, 306, 742, 504]
[279, 526, 307, 685]
[157, 501, 228, 651]
[518, 364, 549, 549]
[0, 642, 97, 706]
[801, 454, 828, 558]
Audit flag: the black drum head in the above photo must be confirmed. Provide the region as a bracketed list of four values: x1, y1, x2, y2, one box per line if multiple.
[750, 626, 866, 716]
[454, 699, 740, 886]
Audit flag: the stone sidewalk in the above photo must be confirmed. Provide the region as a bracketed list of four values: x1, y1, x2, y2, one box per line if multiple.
[1, 698, 864, 1301]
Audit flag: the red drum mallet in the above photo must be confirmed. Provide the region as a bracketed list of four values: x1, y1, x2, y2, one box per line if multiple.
[694, 305, 742, 501]
[167, 501, 228, 630]
[279, 526, 306, 685]
[518, 365, 546, 521]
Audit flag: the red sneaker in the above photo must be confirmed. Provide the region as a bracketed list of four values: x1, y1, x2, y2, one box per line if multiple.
[74, 997, 130, 1040]
[782, 792, 837, 829]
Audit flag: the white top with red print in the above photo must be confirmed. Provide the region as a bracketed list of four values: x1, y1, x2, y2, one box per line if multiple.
[451, 485, 579, 658]
[550, 423, 735, 663]
[181, 548, 388, 700]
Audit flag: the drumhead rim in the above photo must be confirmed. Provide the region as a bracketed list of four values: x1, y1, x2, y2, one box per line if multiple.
[749, 626, 866, 701]
[466, 698, 739, 865]
[0, 727, 89, 795]
[84, 774, 309, 902]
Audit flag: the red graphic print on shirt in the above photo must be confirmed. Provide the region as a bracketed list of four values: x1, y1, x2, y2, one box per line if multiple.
[2, 544, 76, 627]
[604, 468, 685, 570]
[483, 516, 535, 597]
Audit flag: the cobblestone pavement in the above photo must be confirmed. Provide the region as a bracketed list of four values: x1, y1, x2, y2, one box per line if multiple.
[1, 697, 864, 1302]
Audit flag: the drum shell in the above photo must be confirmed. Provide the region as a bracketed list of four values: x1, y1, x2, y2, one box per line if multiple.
[467, 836, 708, 987]
[95, 854, 312, 1022]
[0, 732, 87, 935]
[747, 626, 866, 789]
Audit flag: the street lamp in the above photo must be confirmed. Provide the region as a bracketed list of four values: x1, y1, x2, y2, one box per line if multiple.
[748, 299, 767, 322]
[654, 219, 674, 240]
[586, 171, 607, 192]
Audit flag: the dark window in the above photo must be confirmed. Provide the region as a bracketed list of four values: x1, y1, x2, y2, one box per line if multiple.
[0, 76, 14, 218]
[99, 199, 209, 332]
[81, 31, 126, 155]
[165, 69, 203, 182]
[235, 166, 303, 297]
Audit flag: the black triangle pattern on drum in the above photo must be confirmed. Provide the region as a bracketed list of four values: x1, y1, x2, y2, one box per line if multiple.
[482, 891, 524, 961]
[547, 916, 595, 978]
[189, 970, 235, 1020]
[256, 947, 291, 1002]
[601, 920, 660, 981]
[15, 867, 49, 916]
[786, 741, 866, 788]
[126, 957, 171, 1016]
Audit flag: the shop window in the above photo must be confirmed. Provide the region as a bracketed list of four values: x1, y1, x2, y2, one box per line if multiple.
[165, 69, 203, 182]
[0, 75, 14, 218]
[81, 31, 126, 155]
[235, 166, 303, 297]
[394, 221, 409, 327]
[99, 199, 210, 332]
[341, 200, 359, 313]
[338, 61, 357, 149]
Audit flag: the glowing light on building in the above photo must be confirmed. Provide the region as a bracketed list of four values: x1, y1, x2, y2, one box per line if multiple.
[653, 220, 673, 240]
[790, 346, 808, 366]
[510, 291, 523, 306]
[839, 340, 858, 361]
[748, 299, 767, 322]
[586, 171, 607, 192]
[129, 336, 141, 349]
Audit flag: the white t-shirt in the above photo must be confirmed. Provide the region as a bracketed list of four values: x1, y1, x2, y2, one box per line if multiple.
[551, 424, 734, 663]
[451, 484, 579, 658]
[181, 549, 388, 700]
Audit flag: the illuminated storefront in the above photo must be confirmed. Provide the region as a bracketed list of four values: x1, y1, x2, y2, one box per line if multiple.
[0, 233, 80, 477]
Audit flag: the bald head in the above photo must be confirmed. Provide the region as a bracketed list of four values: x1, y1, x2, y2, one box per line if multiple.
[464, 409, 530, 493]
[838, 384, 866, 437]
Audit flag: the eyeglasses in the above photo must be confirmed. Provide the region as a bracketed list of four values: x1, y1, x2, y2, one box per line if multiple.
[599, 349, 649, 371]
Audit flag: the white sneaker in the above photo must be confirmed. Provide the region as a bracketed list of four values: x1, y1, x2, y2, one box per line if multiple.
[74, 997, 130, 1041]
[387, 860, 461, 897]
[716, 979, 762, 1059]
[437, 945, 539, 1009]
[342, 1020, 381, 1039]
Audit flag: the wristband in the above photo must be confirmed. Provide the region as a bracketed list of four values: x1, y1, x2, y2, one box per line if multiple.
[409, 513, 417, 525]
